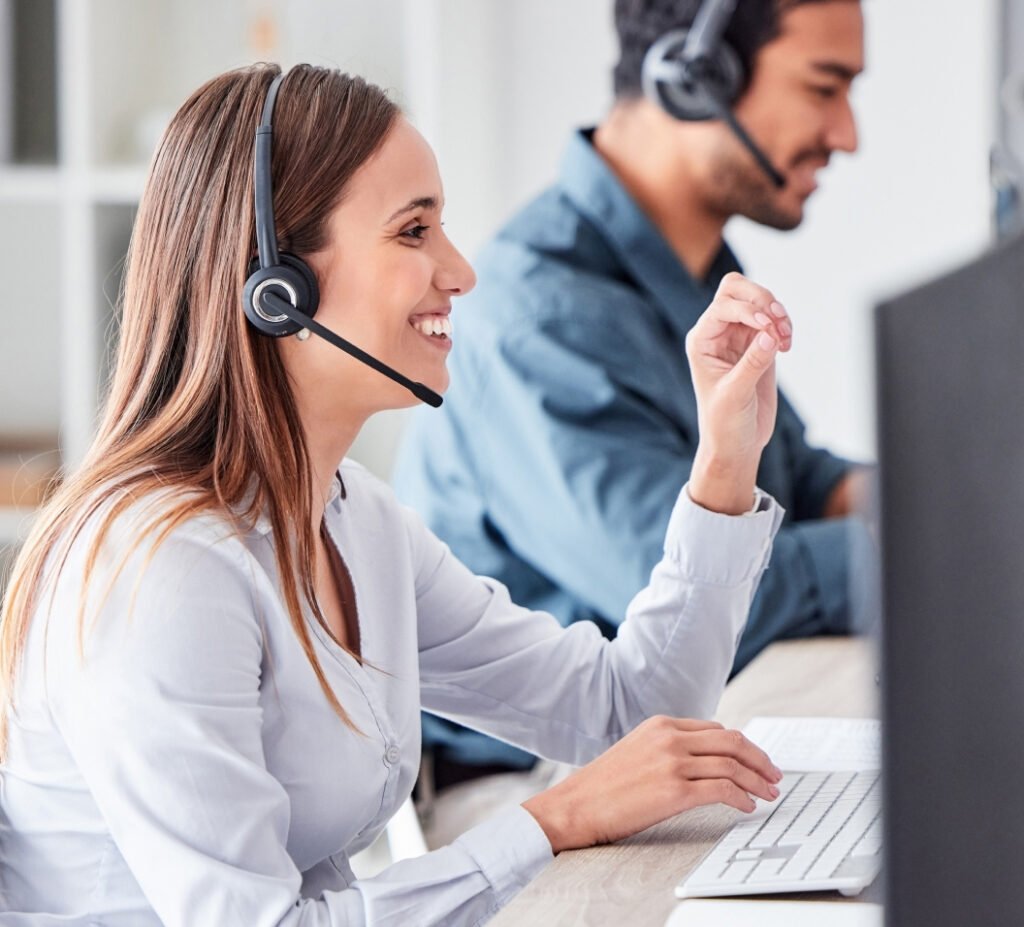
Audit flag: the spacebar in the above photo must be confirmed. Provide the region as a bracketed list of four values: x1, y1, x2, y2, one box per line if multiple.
[716, 860, 758, 883]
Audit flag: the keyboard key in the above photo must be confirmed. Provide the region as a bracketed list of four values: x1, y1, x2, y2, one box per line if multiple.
[851, 817, 883, 857]
[833, 853, 883, 881]
[748, 858, 788, 881]
[718, 860, 759, 883]
[779, 840, 828, 878]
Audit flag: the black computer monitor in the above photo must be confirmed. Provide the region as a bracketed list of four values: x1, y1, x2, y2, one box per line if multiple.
[876, 231, 1024, 926]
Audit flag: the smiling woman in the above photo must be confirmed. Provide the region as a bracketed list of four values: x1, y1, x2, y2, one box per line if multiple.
[282, 117, 474, 461]
[0, 63, 791, 927]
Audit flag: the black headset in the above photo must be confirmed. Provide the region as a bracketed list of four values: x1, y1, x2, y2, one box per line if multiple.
[640, 0, 786, 188]
[241, 70, 443, 407]
[242, 72, 320, 339]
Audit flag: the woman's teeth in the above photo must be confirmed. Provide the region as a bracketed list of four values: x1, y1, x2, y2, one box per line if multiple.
[412, 316, 452, 337]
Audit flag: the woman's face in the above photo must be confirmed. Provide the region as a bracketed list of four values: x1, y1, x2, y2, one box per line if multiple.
[282, 117, 475, 429]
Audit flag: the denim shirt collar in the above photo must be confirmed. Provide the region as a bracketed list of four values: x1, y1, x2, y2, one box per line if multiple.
[558, 128, 742, 343]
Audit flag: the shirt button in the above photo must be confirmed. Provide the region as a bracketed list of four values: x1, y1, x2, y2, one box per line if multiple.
[385, 745, 401, 765]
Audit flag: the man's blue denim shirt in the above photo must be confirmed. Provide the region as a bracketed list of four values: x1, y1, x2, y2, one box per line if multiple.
[393, 129, 873, 768]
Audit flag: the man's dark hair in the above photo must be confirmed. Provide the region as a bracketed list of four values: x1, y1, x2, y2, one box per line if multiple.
[612, 0, 838, 100]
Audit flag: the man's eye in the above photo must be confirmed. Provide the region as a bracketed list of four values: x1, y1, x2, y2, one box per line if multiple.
[402, 224, 430, 240]
[811, 85, 839, 99]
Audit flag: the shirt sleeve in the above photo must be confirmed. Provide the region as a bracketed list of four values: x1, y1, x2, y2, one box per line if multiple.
[44, 523, 551, 927]
[348, 805, 551, 925]
[411, 485, 784, 767]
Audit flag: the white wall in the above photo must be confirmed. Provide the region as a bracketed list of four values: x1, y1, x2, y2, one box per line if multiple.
[3, 1, 999, 478]
[398, 0, 999, 468]
[400, 0, 617, 268]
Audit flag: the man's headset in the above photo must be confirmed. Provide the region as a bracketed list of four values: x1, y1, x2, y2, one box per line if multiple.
[641, 0, 786, 188]
[241, 71, 444, 408]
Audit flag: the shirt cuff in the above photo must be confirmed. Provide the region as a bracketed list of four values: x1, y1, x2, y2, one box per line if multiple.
[453, 803, 554, 909]
[664, 483, 785, 586]
[743, 487, 771, 516]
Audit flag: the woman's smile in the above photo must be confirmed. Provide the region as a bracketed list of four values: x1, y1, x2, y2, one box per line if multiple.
[409, 310, 453, 350]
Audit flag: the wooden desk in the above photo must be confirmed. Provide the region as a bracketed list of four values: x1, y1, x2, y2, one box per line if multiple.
[489, 636, 880, 927]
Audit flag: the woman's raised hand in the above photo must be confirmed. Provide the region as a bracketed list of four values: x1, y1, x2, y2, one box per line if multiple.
[684, 272, 792, 515]
[521, 716, 782, 853]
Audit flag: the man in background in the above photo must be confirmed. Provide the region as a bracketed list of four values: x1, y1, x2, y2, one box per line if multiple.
[394, 0, 871, 815]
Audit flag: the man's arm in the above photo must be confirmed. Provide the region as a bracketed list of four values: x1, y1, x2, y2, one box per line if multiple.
[464, 315, 870, 670]
[733, 394, 876, 667]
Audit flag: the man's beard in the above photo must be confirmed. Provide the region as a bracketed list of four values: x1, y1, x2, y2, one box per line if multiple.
[709, 146, 830, 231]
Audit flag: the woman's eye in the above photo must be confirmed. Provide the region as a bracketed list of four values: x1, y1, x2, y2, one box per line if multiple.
[402, 224, 430, 241]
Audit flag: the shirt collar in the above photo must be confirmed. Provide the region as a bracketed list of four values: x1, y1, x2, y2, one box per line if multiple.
[236, 472, 345, 538]
[558, 128, 742, 338]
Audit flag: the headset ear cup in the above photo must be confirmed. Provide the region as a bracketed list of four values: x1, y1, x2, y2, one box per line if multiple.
[280, 252, 320, 316]
[641, 28, 744, 122]
[242, 252, 320, 337]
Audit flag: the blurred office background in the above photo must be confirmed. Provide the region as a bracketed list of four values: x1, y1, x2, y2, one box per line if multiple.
[0, 0, 1011, 568]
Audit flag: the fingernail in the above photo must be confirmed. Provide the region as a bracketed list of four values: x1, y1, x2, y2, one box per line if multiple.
[754, 312, 772, 327]
[773, 765, 783, 780]
[779, 320, 792, 336]
[769, 784, 780, 798]
[769, 301, 786, 317]
[757, 331, 775, 350]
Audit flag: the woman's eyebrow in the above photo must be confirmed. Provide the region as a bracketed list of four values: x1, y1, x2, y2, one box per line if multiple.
[385, 196, 438, 224]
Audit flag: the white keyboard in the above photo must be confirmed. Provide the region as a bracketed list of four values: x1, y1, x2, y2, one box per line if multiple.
[676, 769, 882, 899]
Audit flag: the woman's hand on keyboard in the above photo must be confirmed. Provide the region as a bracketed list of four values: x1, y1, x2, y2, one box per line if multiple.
[522, 716, 783, 853]
[685, 272, 792, 515]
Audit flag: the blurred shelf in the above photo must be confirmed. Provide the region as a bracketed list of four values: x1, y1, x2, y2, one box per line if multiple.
[0, 439, 59, 502]
[91, 165, 148, 204]
[0, 165, 61, 201]
[0, 505, 36, 547]
[0, 165, 149, 203]
[0, 439, 57, 547]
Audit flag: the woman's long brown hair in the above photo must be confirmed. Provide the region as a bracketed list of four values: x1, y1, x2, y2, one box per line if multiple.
[0, 64, 399, 756]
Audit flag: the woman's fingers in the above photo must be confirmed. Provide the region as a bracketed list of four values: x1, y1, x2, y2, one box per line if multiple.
[672, 724, 782, 799]
[719, 325, 780, 396]
[687, 778, 761, 814]
[669, 718, 726, 733]
[716, 272, 784, 325]
[522, 717, 784, 853]
[677, 754, 781, 804]
[686, 726, 781, 778]
[688, 272, 793, 355]
[693, 297, 791, 355]
[717, 270, 775, 301]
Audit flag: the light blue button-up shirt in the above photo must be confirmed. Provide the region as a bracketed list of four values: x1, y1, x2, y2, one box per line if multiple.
[0, 460, 782, 926]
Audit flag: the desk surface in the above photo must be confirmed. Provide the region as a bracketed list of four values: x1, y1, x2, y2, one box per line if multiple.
[489, 636, 881, 927]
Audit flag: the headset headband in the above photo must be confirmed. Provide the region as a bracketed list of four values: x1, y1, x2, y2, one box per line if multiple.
[254, 72, 286, 270]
